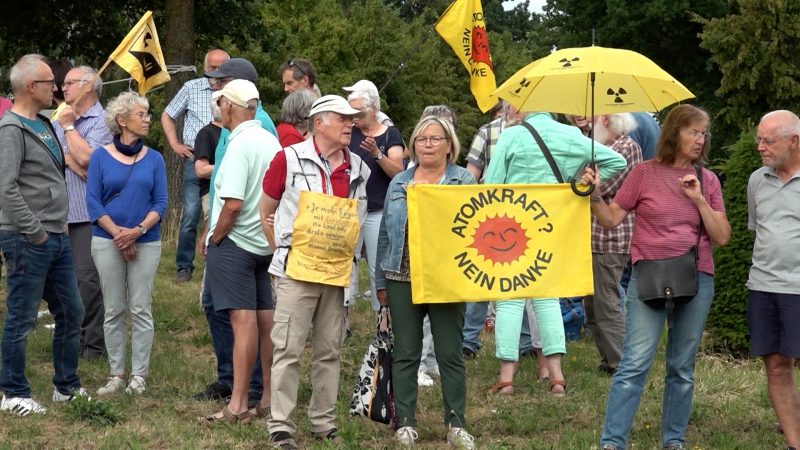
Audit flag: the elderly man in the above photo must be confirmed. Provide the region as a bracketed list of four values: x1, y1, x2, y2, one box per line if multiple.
[279, 58, 319, 95]
[162, 48, 229, 283]
[484, 111, 626, 396]
[748, 110, 800, 450]
[0, 54, 88, 416]
[52, 65, 113, 360]
[193, 57, 277, 405]
[198, 79, 281, 424]
[584, 113, 643, 376]
[262, 95, 370, 448]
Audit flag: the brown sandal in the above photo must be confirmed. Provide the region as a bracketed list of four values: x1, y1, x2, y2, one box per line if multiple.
[249, 402, 270, 418]
[549, 379, 567, 397]
[488, 381, 514, 395]
[197, 406, 252, 425]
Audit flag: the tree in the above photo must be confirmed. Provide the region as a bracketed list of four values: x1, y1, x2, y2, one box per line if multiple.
[699, 0, 800, 131]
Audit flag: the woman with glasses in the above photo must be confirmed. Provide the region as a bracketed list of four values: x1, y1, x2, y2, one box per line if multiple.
[86, 91, 167, 397]
[347, 86, 405, 312]
[375, 116, 476, 449]
[583, 104, 731, 450]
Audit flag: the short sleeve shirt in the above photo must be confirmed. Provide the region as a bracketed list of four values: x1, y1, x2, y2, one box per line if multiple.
[194, 123, 222, 197]
[347, 126, 404, 211]
[164, 77, 213, 148]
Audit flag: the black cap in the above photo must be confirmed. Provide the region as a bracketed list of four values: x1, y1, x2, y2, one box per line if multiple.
[204, 58, 258, 83]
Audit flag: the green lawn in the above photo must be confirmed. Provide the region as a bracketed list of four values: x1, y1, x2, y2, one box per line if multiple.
[0, 247, 783, 449]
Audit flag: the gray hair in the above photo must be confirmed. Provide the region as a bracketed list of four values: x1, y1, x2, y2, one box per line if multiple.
[761, 110, 800, 137]
[347, 89, 380, 112]
[9, 54, 46, 92]
[606, 113, 638, 136]
[104, 91, 149, 135]
[280, 89, 318, 127]
[209, 98, 222, 122]
[409, 115, 461, 164]
[420, 104, 458, 129]
[72, 65, 103, 97]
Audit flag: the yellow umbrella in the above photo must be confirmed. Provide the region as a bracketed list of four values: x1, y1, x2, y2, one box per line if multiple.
[492, 45, 694, 116]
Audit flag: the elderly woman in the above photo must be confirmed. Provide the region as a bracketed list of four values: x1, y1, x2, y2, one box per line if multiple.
[585, 104, 731, 450]
[276, 88, 317, 147]
[375, 116, 476, 449]
[86, 91, 167, 396]
[347, 85, 405, 312]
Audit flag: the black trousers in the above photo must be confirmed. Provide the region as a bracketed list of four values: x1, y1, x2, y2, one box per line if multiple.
[69, 222, 106, 357]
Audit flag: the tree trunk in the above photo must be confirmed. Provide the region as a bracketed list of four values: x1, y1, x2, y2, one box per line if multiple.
[160, 0, 195, 244]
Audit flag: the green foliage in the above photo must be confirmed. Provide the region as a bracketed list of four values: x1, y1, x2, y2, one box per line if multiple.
[706, 131, 761, 354]
[699, 0, 800, 131]
[65, 396, 122, 427]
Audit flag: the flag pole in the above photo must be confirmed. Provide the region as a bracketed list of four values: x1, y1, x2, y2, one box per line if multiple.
[378, 26, 435, 94]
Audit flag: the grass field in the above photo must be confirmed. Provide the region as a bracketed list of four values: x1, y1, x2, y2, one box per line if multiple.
[0, 247, 784, 449]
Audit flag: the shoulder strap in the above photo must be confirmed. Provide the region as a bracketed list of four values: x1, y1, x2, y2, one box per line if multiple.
[520, 121, 564, 183]
[288, 145, 312, 190]
[693, 165, 704, 252]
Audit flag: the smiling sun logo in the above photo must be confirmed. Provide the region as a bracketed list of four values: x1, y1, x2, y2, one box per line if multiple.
[470, 214, 530, 265]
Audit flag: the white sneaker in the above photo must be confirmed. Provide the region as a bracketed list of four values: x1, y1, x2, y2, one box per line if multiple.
[447, 427, 475, 450]
[417, 371, 434, 387]
[52, 386, 91, 403]
[97, 377, 126, 396]
[36, 309, 51, 319]
[0, 395, 46, 416]
[126, 375, 146, 395]
[396, 426, 418, 447]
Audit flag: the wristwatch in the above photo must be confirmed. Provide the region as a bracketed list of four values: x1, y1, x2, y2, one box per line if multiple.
[375, 151, 384, 161]
[64, 125, 76, 133]
[138, 224, 147, 236]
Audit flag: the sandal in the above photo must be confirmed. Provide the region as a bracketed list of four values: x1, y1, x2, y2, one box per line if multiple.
[549, 379, 567, 397]
[249, 402, 270, 418]
[488, 381, 514, 395]
[197, 406, 252, 425]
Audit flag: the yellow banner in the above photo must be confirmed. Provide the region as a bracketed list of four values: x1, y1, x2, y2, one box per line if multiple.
[434, 0, 497, 112]
[285, 191, 360, 287]
[408, 184, 593, 303]
[109, 11, 170, 95]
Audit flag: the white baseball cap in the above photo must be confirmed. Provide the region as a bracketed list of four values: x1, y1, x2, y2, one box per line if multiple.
[343, 79, 379, 95]
[211, 79, 259, 108]
[308, 95, 365, 118]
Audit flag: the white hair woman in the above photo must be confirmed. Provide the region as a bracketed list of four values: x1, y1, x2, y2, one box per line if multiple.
[86, 91, 167, 396]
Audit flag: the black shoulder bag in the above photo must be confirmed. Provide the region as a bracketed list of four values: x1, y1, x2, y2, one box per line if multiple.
[634, 165, 704, 328]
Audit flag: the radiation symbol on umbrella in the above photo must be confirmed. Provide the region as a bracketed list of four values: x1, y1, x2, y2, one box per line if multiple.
[469, 214, 530, 265]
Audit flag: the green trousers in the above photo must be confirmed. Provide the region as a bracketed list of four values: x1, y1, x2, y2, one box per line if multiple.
[386, 280, 467, 428]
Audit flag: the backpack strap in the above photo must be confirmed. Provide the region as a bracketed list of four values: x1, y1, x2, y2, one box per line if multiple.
[520, 121, 564, 183]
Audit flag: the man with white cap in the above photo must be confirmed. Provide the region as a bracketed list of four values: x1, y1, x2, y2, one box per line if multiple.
[261, 95, 371, 448]
[198, 79, 281, 424]
[343, 79, 394, 126]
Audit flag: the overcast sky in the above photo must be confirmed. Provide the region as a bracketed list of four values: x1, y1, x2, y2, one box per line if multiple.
[502, 0, 546, 14]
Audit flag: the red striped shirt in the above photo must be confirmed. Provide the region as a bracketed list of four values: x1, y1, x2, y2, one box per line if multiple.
[613, 160, 725, 275]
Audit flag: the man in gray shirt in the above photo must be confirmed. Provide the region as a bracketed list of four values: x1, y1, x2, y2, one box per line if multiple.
[747, 110, 800, 450]
[0, 54, 87, 416]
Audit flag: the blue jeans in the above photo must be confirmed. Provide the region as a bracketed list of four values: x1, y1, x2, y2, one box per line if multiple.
[601, 269, 714, 449]
[176, 160, 201, 273]
[0, 231, 85, 397]
[462, 301, 532, 353]
[201, 270, 263, 392]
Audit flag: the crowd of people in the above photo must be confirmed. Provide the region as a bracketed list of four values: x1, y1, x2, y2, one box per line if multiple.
[0, 50, 798, 450]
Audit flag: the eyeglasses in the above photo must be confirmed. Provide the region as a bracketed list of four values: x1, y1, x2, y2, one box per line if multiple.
[287, 59, 307, 77]
[686, 129, 711, 140]
[414, 136, 449, 145]
[754, 135, 787, 146]
[32, 79, 56, 87]
[128, 112, 152, 121]
[62, 79, 90, 88]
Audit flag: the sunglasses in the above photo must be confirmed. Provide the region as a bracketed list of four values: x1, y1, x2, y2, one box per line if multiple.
[287, 59, 307, 78]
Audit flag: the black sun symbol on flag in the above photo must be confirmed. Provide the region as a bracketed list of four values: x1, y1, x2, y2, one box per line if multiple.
[469, 214, 530, 264]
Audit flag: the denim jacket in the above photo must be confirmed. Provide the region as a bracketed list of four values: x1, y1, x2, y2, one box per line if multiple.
[374, 163, 476, 290]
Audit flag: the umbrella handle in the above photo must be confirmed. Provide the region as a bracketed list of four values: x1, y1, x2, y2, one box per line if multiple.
[570, 163, 596, 197]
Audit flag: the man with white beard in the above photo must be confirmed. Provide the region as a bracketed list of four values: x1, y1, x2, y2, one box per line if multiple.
[584, 113, 643, 375]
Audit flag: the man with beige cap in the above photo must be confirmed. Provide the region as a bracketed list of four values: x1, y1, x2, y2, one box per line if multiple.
[261, 95, 371, 448]
[198, 79, 281, 425]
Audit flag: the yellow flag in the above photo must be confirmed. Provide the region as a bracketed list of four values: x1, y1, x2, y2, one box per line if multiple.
[434, 0, 497, 112]
[407, 184, 594, 303]
[109, 11, 170, 95]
